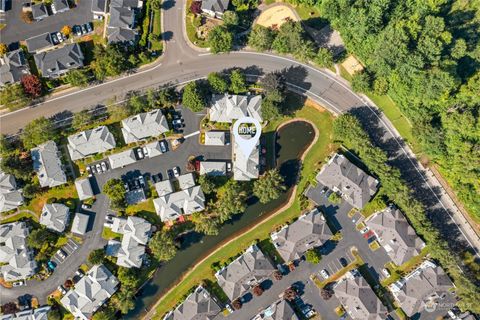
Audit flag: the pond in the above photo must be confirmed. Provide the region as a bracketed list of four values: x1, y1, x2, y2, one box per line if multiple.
[126, 120, 315, 319]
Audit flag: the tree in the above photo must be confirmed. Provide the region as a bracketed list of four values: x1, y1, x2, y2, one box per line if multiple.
[191, 212, 220, 235]
[207, 72, 229, 93]
[21, 11, 33, 23]
[273, 270, 283, 280]
[0, 134, 13, 155]
[261, 99, 281, 121]
[253, 169, 285, 203]
[117, 267, 141, 290]
[272, 20, 303, 54]
[1, 302, 18, 315]
[107, 101, 131, 122]
[127, 94, 146, 114]
[103, 179, 126, 210]
[351, 71, 372, 93]
[28, 228, 57, 249]
[61, 25, 72, 37]
[208, 26, 233, 54]
[151, 0, 162, 10]
[0, 84, 30, 111]
[92, 307, 116, 320]
[216, 180, 246, 222]
[22, 117, 57, 149]
[305, 248, 322, 264]
[157, 87, 178, 107]
[328, 192, 342, 204]
[0, 152, 33, 180]
[65, 69, 89, 87]
[0, 43, 7, 55]
[198, 174, 215, 194]
[229, 69, 247, 94]
[92, 45, 128, 80]
[111, 290, 135, 314]
[252, 284, 263, 296]
[283, 287, 296, 301]
[314, 48, 334, 67]
[248, 25, 275, 51]
[149, 231, 177, 261]
[320, 287, 333, 300]
[294, 40, 316, 62]
[72, 110, 93, 130]
[47, 308, 62, 320]
[182, 81, 206, 112]
[88, 248, 105, 265]
[21, 75, 42, 98]
[190, 0, 202, 14]
[451, 38, 467, 59]
[232, 299, 242, 310]
[223, 11, 239, 26]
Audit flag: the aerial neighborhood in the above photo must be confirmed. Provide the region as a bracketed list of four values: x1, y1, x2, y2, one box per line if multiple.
[1, 0, 479, 319]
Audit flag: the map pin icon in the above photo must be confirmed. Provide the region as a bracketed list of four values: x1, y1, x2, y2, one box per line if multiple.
[233, 117, 262, 158]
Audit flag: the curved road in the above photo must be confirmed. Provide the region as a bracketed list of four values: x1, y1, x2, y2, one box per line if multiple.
[1, 0, 479, 305]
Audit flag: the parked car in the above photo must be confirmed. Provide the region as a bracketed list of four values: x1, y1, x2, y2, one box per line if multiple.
[136, 148, 144, 159]
[47, 260, 57, 271]
[172, 119, 182, 126]
[320, 186, 329, 194]
[81, 203, 92, 210]
[85, 23, 93, 33]
[142, 146, 149, 157]
[93, 14, 104, 20]
[360, 227, 370, 234]
[138, 175, 145, 186]
[56, 32, 64, 43]
[81, 24, 87, 34]
[74, 25, 82, 36]
[159, 140, 168, 153]
[367, 236, 377, 244]
[95, 163, 102, 173]
[320, 269, 330, 279]
[51, 33, 59, 44]
[172, 166, 180, 177]
[90, 165, 97, 174]
[124, 182, 129, 191]
[101, 161, 107, 172]
[57, 249, 67, 259]
[339, 257, 348, 267]
[75, 269, 84, 278]
[381, 268, 390, 277]
[167, 169, 174, 179]
[13, 280, 25, 287]
[363, 230, 375, 239]
[227, 162, 232, 172]
[105, 215, 114, 223]
[57, 285, 67, 295]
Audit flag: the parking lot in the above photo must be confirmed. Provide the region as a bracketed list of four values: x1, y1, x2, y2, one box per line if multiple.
[51, 239, 79, 265]
[320, 249, 355, 278]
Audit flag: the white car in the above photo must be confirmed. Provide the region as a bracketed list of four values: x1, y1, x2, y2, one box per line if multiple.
[93, 14, 104, 20]
[57, 249, 67, 259]
[95, 163, 102, 173]
[101, 162, 107, 172]
[143, 146, 149, 157]
[172, 166, 180, 177]
[12, 280, 25, 287]
[138, 175, 145, 186]
[137, 148, 144, 159]
[56, 32, 64, 43]
[320, 269, 330, 279]
[57, 285, 67, 295]
[381, 268, 391, 277]
[227, 162, 232, 172]
[360, 227, 369, 234]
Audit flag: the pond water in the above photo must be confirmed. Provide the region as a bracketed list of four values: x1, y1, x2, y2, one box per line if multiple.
[126, 121, 315, 319]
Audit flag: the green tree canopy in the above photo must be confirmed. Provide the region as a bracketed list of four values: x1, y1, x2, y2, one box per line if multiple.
[272, 20, 303, 54]
[149, 231, 177, 261]
[191, 212, 220, 236]
[215, 180, 247, 222]
[229, 69, 247, 94]
[314, 48, 334, 68]
[65, 69, 89, 87]
[88, 248, 105, 265]
[207, 72, 229, 93]
[248, 25, 275, 51]
[305, 248, 322, 264]
[223, 11, 239, 26]
[28, 228, 57, 249]
[198, 174, 216, 194]
[92, 45, 128, 80]
[208, 26, 233, 54]
[103, 179, 127, 210]
[182, 81, 206, 112]
[0, 84, 30, 111]
[21, 117, 57, 149]
[72, 110, 93, 130]
[111, 290, 135, 314]
[253, 169, 286, 203]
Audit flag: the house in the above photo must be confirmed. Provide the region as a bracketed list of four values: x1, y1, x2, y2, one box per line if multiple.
[389, 260, 454, 317]
[334, 270, 387, 320]
[91, 0, 108, 15]
[0, 49, 30, 87]
[271, 208, 332, 262]
[71, 212, 90, 235]
[0, 306, 51, 320]
[121, 109, 169, 143]
[252, 299, 299, 320]
[60, 265, 119, 320]
[51, 0, 70, 14]
[233, 138, 259, 181]
[34, 43, 84, 78]
[315, 153, 378, 209]
[199, 161, 227, 176]
[201, 0, 229, 18]
[144, 141, 164, 158]
[40, 203, 70, 233]
[25, 33, 54, 53]
[0, 171, 24, 213]
[365, 206, 425, 266]
[153, 176, 206, 222]
[204, 131, 227, 145]
[0, 222, 37, 282]
[215, 244, 275, 301]
[75, 178, 94, 200]
[107, 0, 141, 44]
[105, 216, 152, 268]
[108, 149, 137, 169]
[163, 285, 221, 320]
[67, 126, 116, 161]
[31, 3, 49, 21]
[209, 94, 262, 123]
[31, 140, 67, 188]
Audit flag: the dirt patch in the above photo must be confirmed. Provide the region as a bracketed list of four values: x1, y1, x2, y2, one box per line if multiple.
[341, 55, 364, 76]
[0, 277, 13, 288]
[256, 5, 299, 29]
[305, 98, 327, 113]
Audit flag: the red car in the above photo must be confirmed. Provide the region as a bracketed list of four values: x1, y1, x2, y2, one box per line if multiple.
[363, 230, 375, 239]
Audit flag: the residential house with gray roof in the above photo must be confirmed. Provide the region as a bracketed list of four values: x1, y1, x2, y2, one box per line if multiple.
[31, 141, 67, 188]
[199, 161, 227, 176]
[60, 265, 119, 320]
[0, 170, 24, 213]
[144, 141, 164, 158]
[334, 270, 387, 320]
[75, 178, 94, 200]
[108, 149, 137, 169]
[316, 153, 378, 209]
[163, 285, 221, 320]
[271, 208, 332, 262]
[67, 126, 116, 160]
[0, 49, 30, 86]
[153, 175, 206, 222]
[209, 94, 262, 123]
[252, 299, 299, 320]
[25, 33, 54, 53]
[366, 206, 425, 266]
[31, 3, 48, 21]
[91, 0, 108, 14]
[105, 216, 152, 268]
[107, 0, 141, 44]
[215, 244, 275, 301]
[201, 0, 230, 18]
[389, 260, 453, 317]
[40, 203, 70, 232]
[71, 212, 90, 235]
[204, 131, 227, 146]
[233, 138, 259, 181]
[34, 43, 84, 78]
[51, 0, 70, 14]
[121, 109, 169, 143]
[0, 222, 37, 282]
[0, 305, 51, 320]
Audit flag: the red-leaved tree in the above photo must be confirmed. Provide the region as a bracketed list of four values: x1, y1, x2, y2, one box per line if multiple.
[190, 1, 202, 14]
[21, 75, 42, 98]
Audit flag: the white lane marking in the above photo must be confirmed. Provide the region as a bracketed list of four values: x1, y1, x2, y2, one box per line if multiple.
[184, 130, 200, 139]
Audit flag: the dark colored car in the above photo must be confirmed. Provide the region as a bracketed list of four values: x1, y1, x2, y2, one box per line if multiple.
[47, 260, 56, 271]
[339, 257, 348, 267]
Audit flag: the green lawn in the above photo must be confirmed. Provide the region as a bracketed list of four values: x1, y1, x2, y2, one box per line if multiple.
[0, 211, 38, 224]
[382, 246, 430, 286]
[102, 227, 122, 240]
[151, 9, 163, 51]
[20, 183, 78, 216]
[125, 199, 162, 226]
[151, 102, 335, 319]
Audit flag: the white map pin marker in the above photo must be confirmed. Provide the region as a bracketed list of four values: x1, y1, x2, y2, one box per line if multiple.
[233, 117, 262, 158]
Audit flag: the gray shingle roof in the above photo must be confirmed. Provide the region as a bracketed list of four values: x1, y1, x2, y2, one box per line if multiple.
[31, 3, 48, 20]
[107, 0, 140, 44]
[201, 0, 230, 16]
[75, 178, 94, 200]
[0, 171, 24, 213]
[34, 43, 84, 78]
[71, 212, 90, 235]
[40, 203, 70, 232]
[199, 161, 227, 176]
[271, 208, 332, 262]
[153, 185, 205, 222]
[233, 139, 259, 181]
[91, 0, 108, 13]
[121, 109, 169, 143]
[215, 245, 275, 301]
[0, 49, 30, 86]
[209, 94, 262, 123]
[316, 153, 378, 209]
[165, 286, 221, 320]
[108, 149, 137, 169]
[144, 141, 164, 158]
[204, 131, 226, 145]
[0, 222, 37, 282]
[252, 299, 299, 320]
[0, 305, 51, 320]
[334, 271, 387, 320]
[52, 0, 70, 13]
[366, 206, 425, 266]
[67, 126, 116, 160]
[60, 265, 118, 320]
[31, 140, 67, 188]
[25, 33, 53, 53]
[390, 260, 453, 317]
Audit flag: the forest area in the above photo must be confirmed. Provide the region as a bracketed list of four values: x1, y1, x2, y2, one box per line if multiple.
[313, 0, 480, 223]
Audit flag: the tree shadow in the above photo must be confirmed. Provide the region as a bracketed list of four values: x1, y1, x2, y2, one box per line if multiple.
[161, 0, 175, 10]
